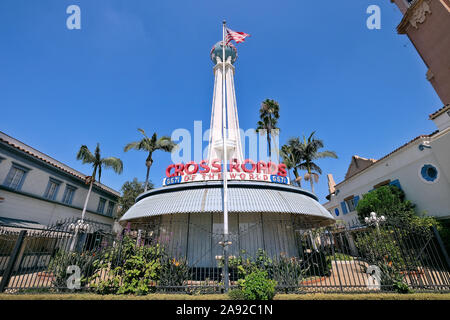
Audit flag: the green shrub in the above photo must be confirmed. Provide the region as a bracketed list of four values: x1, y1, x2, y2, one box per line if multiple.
[354, 229, 403, 268]
[393, 276, 413, 294]
[228, 249, 306, 290]
[90, 235, 190, 295]
[236, 269, 277, 300]
[227, 249, 273, 279]
[159, 257, 190, 287]
[228, 288, 247, 300]
[271, 255, 305, 291]
[330, 252, 354, 261]
[356, 185, 416, 225]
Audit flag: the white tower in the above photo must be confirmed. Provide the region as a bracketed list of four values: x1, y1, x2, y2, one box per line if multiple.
[207, 41, 244, 162]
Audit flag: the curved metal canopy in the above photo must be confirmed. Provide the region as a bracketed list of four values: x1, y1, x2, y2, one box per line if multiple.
[120, 181, 335, 226]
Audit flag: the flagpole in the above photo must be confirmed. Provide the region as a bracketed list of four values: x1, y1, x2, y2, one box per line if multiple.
[221, 19, 230, 292]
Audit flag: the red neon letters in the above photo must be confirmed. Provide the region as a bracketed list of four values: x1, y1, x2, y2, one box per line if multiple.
[166, 159, 287, 177]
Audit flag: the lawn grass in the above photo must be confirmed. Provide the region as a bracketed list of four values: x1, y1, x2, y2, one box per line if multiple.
[0, 293, 449, 300]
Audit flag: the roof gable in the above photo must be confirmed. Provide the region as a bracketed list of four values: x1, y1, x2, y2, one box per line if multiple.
[344, 155, 377, 180]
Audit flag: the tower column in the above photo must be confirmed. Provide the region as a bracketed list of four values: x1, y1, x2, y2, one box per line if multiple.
[207, 42, 243, 163]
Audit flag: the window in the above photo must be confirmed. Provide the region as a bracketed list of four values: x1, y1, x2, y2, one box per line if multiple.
[344, 195, 360, 213]
[419, 164, 439, 184]
[373, 180, 390, 189]
[4, 163, 30, 190]
[62, 185, 76, 205]
[334, 208, 340, 217]
[97, 198, 107, 214]
[389, 179, 402, 190]
[106, 201, 115, 217]
[340, 201, 348, 215]
[44, 178, 61, 200]
[345, 198, 356, 212]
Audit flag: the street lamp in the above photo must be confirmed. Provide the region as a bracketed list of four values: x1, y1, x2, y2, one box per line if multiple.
[364, 212, 386, 234]
[69, 219, 91, 233]
[69, 219, 91, 251]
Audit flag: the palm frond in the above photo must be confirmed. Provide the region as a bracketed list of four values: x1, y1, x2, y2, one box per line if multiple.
[304, 172, 319, 183]
[76, 145, 96, 164]
[138, 128, 147, 138]
[157, 136, 177, 152]
[101, 157, 124, 174]
[304, 173, 310, 181]
[124, 141, 140, 152]
[316, 150, 338, 159]
[309, 162, 323, 175]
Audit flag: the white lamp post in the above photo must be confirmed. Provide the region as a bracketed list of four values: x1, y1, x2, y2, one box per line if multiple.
[69, 219, 91, 251]
[364, 212, 386, 234]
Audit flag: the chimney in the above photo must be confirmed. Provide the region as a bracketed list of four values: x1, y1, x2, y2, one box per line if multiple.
[327, 174, 336, 195]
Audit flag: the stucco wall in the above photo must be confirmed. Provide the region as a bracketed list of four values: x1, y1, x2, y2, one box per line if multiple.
[0, 145, 117, 226]
[324, 131, 450, 223]
[0, 189, 113, 226]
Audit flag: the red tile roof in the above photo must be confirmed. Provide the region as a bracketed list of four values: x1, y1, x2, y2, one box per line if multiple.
[429, 104, 450, 120]
[335, 130, 439, 188]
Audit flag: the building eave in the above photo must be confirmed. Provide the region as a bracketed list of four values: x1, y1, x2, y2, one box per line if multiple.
[429, 104, 450, 120]
[0, 132, 120, 198]
[333, 130, 439, 190]
[396, 0, 430, 34]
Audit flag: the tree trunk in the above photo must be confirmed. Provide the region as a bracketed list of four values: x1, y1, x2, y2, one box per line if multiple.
[81, 167, 96, 222]
[267, 132, 271, 159]
[308, 168, 315, 194]
[293, 168, 301, 188]
[144, 155, 153, 192]
[72, 167, 95, 252]
[144, 165, 150, 192]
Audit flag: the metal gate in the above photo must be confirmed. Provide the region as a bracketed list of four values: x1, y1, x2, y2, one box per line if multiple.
[1, 217, 449, 293]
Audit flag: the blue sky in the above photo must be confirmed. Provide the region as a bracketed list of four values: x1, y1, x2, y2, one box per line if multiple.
[0, 0, 442, 203]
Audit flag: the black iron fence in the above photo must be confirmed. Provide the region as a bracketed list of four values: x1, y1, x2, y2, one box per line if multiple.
[0, 217, 449, 294]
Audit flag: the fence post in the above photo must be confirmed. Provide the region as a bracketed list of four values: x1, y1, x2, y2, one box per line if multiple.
[0, 230, 27, 292]
[432, 226, 450, 269]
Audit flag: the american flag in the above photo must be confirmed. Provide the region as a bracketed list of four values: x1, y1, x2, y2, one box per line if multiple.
[225, 28, 250, 45]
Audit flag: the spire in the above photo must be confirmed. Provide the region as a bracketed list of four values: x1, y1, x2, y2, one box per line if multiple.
[207, 42, 243, 162]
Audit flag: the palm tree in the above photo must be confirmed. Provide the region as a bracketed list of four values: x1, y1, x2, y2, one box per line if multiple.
[124, 129, 177, 191]
[280, 142, 302, 187]
[295, 132, 337, 194]
[76, 143, 123, 222]
[256, 99, 280, 159]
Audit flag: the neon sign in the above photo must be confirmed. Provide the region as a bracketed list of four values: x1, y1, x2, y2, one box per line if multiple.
[163, 159, 289, 186]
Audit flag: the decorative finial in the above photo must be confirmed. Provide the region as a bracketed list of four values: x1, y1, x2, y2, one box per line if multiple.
[223, 20, 226, 25]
